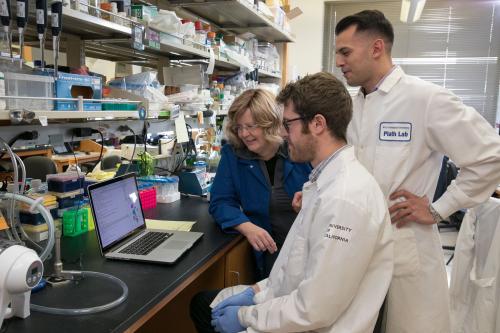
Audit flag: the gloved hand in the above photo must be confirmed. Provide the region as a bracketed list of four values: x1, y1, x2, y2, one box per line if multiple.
[212, 287, 255, 317]
[210, 285, 249, 308]
[211, 305, 245, 333]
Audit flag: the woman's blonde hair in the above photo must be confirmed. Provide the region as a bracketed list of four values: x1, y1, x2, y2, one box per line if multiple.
[225, 89, 283, 149]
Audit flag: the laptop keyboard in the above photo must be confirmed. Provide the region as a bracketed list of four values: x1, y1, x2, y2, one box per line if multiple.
[119, 231, 173, 256]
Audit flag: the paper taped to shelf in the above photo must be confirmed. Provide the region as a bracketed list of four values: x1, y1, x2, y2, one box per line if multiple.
[175, 113, 189, 143]
[207, 48, 215, 75]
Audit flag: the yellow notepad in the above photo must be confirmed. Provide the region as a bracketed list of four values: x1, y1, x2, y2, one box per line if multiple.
[145, 219, 196, 232]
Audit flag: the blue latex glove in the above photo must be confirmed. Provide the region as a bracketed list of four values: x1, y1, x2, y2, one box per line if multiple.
[212, 287, 255, 317]
[211, 305, 245, 333]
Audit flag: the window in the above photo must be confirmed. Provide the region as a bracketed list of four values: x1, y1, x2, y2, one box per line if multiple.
[324, 0, 500, 127]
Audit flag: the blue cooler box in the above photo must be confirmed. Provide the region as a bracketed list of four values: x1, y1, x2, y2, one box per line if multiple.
[54, 73, 102, 111]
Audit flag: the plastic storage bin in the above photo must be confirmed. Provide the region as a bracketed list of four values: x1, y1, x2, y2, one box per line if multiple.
[47, 173, 85, 193]
[58, 194, 84, 208]
[63, 209, 88, 237]
[138, 176, 180, 203]
[139, 187, 157, 209]
[4, 73, 54, 110]
[19, 207, 59, 225]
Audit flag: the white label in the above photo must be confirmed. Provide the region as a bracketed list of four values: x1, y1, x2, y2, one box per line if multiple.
[17, 2, 25, 18]
[175, 114, 189, 143]
[51, 13, 59, 27]
[36, 9, 44, 25]
[379, 122, 412, 142]
[39, 116, 48, 126]
[0, 0, 8, 17]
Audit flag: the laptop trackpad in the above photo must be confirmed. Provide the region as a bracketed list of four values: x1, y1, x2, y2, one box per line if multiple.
[164, 240, 189, 250]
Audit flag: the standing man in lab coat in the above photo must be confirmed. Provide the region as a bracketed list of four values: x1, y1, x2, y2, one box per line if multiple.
[191, 73, 393, 333]
[335, 10, 500, 333]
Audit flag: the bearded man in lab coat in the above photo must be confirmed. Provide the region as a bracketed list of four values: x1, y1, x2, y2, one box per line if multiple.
[190, 73, 393, 333]
[334, 10, 500, 333]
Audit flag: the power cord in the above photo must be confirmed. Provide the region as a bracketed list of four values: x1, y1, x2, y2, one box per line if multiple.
[0, 130, 39, 159]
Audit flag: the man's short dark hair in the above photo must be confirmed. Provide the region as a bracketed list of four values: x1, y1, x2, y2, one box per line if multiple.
[335, 10, 394, 51]
[277, 72, 352, 142]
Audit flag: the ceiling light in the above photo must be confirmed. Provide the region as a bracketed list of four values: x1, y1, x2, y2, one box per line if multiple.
[400, 0, 426, 23]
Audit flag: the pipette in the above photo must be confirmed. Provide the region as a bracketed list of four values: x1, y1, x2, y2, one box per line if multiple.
[16, 0, 29, 68]
[0, 0, 12, 58]
[51, 0, 62, 77]
[36, 0, 47, 70]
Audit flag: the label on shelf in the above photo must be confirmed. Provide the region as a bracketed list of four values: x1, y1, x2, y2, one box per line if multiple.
[131, 23, 145, 51]
[146, 28, 160, 50]
[39, 116, 48, 126]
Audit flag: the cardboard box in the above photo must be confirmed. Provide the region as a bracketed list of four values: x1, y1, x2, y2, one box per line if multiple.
[286, 7, 302, 20]
[223, 35, 246, 45]
[146, 28, 160, 49]
[54, 73, 102, 111]
[131, 5, 158, 21]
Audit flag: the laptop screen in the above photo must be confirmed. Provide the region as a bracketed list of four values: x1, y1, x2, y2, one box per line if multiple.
[89, 175, 146, 249]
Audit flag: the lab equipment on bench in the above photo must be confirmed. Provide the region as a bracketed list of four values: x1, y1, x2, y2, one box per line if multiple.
[179, 169, 210, 196]
[0, 0, 12, 58]
[35, 0, 47, 70]
[0, 241, 43, 328]
[0, 143, 127, 317]
[51, 0, 62, 77]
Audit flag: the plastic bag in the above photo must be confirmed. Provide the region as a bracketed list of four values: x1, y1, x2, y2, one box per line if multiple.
[149, 10, 182, 34]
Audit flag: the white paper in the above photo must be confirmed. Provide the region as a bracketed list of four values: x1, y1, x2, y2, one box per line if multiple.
[174, 113, 189, 143]
[39, 116, 48, 126]
[206, 48, 215, 75]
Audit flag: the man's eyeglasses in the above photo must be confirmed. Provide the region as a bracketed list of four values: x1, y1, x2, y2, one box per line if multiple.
[282, 116, 305, 132]
[232, 124, 259, 133]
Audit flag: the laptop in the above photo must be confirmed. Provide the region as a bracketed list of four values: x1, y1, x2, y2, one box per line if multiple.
[87, 173, 203, 264]
[49, 134, 74, 155]
[114, 163, 139, 177]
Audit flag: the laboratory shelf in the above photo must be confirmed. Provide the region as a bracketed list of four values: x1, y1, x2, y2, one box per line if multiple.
[0, 110, 142, 122]
[140, 40, 211, 60]
[61, 9, 244, 69]
[258, 68, 281, 79]
[168, 0, 295, 43]
[62, 8, 132, 39]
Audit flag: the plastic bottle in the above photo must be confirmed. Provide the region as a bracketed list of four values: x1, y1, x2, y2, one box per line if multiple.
[210, 80, 220, 102]
[207, 31, 216, 47]
[208, 145, 221, 173]
[217, 80, 224, 102]
[194, 21, 207, 45]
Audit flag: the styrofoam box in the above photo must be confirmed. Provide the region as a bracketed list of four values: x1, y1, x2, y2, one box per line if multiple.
[5, 73, 54, 110]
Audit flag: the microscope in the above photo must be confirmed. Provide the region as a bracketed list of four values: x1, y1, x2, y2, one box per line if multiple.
[0, 240, 43, 328]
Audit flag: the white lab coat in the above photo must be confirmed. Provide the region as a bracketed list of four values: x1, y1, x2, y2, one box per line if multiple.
[237, 147, 393, 332]
[347, 66, 500, 333]
[450, 198, 500, 333]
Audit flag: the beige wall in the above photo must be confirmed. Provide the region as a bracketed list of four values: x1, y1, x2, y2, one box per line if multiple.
[288, 0, 328, 81]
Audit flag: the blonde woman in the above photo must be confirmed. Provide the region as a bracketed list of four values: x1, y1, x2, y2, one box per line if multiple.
[209, 89, 311, 278]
